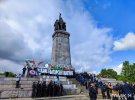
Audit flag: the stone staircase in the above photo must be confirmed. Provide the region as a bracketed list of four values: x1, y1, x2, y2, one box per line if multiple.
[68, 78, 105, 99]
[100, 78, 123, 85]
[0, 76, 80, 99]
[68, 78, 125, 100]
[0, 77, 123, 99]
[69, 78, 88, 93]
[0, 95, 89, 100]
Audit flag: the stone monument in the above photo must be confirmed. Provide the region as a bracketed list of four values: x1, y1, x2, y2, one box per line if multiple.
[51, 14, 72, 67]
[0, 14, 80, 99]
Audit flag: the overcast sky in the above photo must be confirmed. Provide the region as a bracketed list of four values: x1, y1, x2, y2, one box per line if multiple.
[0, 0, 135, 74]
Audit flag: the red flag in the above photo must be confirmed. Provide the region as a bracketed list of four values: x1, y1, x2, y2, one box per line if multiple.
[48, 64, 52, 67]
[38, 61, 45, 66]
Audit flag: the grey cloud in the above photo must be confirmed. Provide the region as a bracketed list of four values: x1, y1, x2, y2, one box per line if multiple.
[0, 21, 31, 62]
[0, 0, 113, 74]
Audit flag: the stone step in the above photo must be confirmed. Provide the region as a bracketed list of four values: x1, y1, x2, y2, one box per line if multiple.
[63, 84, 76, 89]
[0, 95, 89, 100]
[0, 88, 32, 91]
[97, 94, 104, 99]
[0, 90, 32, 98]
[79, 92, 106, 99]
[100, 78, 123, 85]
[0, 76, 68, 81]
[0, 77, 80, 98]
[0, 79, 68, 83]
[0, 80, 72, 85]
[0, 84, 77, 90]
[0, 85, 32, 89]
[34, 95, 89, 100]
[0, 88, 80, 99]
[100, 78, 116, 81]
[68, 78, 88, 94]
[68, 78, 105, 99]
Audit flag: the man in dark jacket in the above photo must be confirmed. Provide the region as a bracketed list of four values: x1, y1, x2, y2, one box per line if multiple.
[101, 83, 107, 99]
[32, 81, 37, 98]
[122, 81, 134, 100]
[47, 80, 53, 97]
[106, 82, 112, 99]
[89, 83, 97, 100]
[42, 81, 47, 97]
[60, 83, 63, 96]
[22, 67, 26, 77]
[36, 81, 42, 97]
[133, 84, 135, 94]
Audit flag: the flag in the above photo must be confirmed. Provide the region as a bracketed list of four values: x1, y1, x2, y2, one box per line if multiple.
[38, 61, 45, 66]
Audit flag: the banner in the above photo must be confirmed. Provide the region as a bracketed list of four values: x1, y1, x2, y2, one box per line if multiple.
[37, 66, 73, 76]
[22, 59, 74, 76]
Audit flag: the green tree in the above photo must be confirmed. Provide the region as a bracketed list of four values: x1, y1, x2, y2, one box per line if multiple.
[121, 61, 135, 82]
[107, 69, 118, 79]
[5, 72, 9, 77]
[98, 68, 118, 79]
[4, 71, 16, 77]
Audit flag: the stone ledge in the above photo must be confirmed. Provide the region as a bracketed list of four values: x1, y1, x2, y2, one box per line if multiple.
[0, 88, 32, 91]
[0, 88, 80, 98]
[0, 95, 88, 100]
[0, 84, 77, 90]
[35, 95, 88, 100]
[0, 80, 72, 85]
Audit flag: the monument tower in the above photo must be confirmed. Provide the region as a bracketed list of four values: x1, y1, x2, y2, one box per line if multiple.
[51, 14, 71, 67]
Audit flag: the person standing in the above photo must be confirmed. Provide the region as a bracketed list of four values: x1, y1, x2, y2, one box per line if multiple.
[95, 82, 98, 94]
[16, 74, 21, 88]
[56, 72, 59, 81]
[89, 83, 97, 100]
[57, 84, 61, 96]
[60, 83, 63, 96]
[22, 67, 26, 77]
[53, 82, 57, 96]
[36, 81, 41, 97]
[112, 83, 119, 100]
[133, 84, 135, 94]
[42, 81, 47, 97]
[32, 81, 37, 98]
[122, 81, 134, 100]
[47, 80, 53, 97]
[101, 83, 107, 99]
[106, 82, 112, 99]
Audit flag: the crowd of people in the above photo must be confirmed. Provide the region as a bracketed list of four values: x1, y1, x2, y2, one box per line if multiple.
[75, 73, 98, 99]
[16, 72, 135, 100]
[31, 80, 64, 98]
[75, 72, 135, 100]
[109, 82, 135, 100]
[99, 81, 135, 100]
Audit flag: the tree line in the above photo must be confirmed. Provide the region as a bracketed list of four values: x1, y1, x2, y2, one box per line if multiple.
[97, 61, 135, 83]
[0, 71, 16, 77]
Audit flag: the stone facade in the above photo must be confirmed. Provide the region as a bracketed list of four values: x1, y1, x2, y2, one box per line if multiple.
[51, 14, 71, 67]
